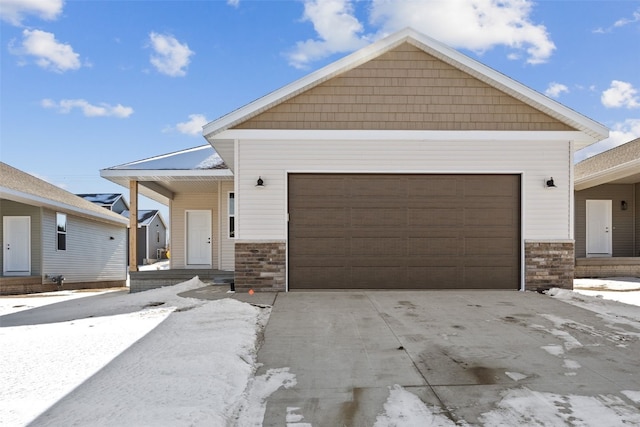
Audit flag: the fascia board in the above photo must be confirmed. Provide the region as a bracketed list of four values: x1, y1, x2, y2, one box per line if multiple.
[216, 129, 590, 142]
[100, 169, 233, 178]
[575, 157, 640, 190]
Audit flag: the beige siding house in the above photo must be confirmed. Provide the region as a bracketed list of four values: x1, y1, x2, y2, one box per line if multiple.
[1, 162, 128, 295]
[575, 137, 640, 277]
[202, 28, 608, 292]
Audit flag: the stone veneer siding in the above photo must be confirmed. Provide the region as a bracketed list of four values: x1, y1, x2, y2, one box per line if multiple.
[235, 241, 286, 291]
[525, 241, 574, 291]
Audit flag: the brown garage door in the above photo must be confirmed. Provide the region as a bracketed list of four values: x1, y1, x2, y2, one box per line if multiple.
[288, 174, 520, 290]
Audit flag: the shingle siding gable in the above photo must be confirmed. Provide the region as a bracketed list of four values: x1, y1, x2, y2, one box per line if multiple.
[233, 43, 574, 132]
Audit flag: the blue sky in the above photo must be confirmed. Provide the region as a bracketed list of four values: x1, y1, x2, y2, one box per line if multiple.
[1, 0, 639, 218]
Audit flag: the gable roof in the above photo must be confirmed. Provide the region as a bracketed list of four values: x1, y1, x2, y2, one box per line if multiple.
[121, 209, 166, 227]
[1, 162, 128, 226]
[575, 138, 640, 190]
[101, 145, 233, 205]
[203, 28, 608, 147]
[77, 193, 125, 206]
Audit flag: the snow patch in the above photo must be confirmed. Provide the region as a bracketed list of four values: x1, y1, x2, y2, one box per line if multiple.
[505, 371, 528, 382]
[374, 385, 456, 427]
[622, 390, 640, 404]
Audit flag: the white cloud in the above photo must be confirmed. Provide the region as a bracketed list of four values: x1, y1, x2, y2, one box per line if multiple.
[148, 32, 194, 77]
[369, 0, 555, 64]
[575, 118, 640, 162]
[227, 0, 240, 7]
[601, 80, 640, 109]
[545, 82, 569, 99]
[286, 0, 372, 69]
[288, 0, 556, 68]
[173, 114, 209, 136]
[41, 98, 134, 118]
[0, 0, 63, 26]
[10, 29, 81, 72]
[595, 8, 640, 33]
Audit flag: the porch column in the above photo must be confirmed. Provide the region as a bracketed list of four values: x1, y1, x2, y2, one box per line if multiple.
[129, 180, 138, 272]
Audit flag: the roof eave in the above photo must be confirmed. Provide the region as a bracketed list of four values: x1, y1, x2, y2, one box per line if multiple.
[575, 157, 640, 190]
[1, 187, 129, 226]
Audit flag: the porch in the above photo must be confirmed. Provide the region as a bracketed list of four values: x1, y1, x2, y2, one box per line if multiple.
[129, 269, 234, 293]
[575, 257, 640, 278]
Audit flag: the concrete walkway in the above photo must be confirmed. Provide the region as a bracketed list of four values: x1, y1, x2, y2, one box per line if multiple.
[256, 291, 640, 426]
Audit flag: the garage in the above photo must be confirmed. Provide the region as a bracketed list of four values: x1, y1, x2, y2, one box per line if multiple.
[288, 174, 521, 290]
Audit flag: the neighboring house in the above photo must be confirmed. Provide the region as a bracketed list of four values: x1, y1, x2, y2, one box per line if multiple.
[574, 138, 640, 277]
[77, 193, 168, 266]
[76, 193, 128, 214]
[1, 162, 128, 295]
[121, 209, 167, 266]
[105, 28, 609, 293]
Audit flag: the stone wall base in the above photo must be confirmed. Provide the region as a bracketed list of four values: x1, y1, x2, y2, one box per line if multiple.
[235, 241, 286, 292]
[525, 241, 574, 291]
[575, 258, 640, 278]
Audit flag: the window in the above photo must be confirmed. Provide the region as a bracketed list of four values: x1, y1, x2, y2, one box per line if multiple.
[56, 213, 67, 251]
[228, 192, 235, 238]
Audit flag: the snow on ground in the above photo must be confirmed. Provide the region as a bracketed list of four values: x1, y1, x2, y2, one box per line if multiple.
[2, 276, 639, 426]
[0, 278, 288, 426]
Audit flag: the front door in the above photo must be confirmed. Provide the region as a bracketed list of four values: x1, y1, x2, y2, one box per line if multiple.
[186, 210, 211, 266]
[586, 200, 612, 257]
[3, 216, 31, 275]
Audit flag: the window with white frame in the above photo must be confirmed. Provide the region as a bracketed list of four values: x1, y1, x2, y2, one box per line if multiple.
[228, 192, 235, 238]
[56, 212, 67, 251]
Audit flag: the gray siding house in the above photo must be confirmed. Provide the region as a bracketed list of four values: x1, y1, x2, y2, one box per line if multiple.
[575, 138, 640, 277]
[77, 194, 168, 266]
[1, 163, 128, 294]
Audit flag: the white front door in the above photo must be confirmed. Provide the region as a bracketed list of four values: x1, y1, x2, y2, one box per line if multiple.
[586, 200, 612, 257]
[186, 210, 211, 266]
[3, 216, 31, 275]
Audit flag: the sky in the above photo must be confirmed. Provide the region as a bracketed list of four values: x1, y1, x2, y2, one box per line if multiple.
[1, 0, 639, 217]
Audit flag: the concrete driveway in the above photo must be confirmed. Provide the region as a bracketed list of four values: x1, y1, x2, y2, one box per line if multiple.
[256, 291, 640, 426]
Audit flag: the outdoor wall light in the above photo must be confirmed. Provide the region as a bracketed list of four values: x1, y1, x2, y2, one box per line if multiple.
[256, 177, 265, 187]
[621, 200, 628, 211]
[545, 177, 557, 188]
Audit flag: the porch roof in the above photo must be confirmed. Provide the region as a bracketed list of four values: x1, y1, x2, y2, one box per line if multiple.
[575, 137, 640, 191]
[101, 145, 233, 205]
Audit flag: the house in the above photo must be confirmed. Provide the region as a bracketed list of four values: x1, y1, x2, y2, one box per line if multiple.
[77, 193, 168, 266]
[105, 28, 609, 292]
[1, 162, 128, 295]
[574, 137, 640, 277]
[121, 209, 167, 266]
[76, 193, 128, 214]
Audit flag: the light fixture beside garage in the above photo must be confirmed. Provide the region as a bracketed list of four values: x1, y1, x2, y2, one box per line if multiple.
[621, 200, 628, 211]
[256, 177, 265, 187]
[545, 177, 557, 189]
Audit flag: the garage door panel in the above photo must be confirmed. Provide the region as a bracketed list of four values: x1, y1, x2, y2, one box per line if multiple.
[351, 208, 406, 227]
[351, 238, 405, 256]
[291, 238, 347, 256]
[464, 237, 517, 256]
[288, 174, 520, 290]
[351, 266, 404, 287]
[408, 237, 460, 256]
[464, 208, 517, 226]
[408, 209, 462, 226]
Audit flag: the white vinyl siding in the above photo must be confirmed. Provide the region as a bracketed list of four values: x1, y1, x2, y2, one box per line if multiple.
[235, 138, 572, 241]
[42, 209, 126, 283]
